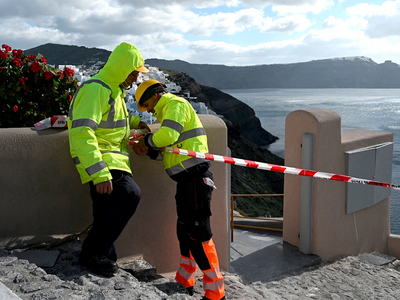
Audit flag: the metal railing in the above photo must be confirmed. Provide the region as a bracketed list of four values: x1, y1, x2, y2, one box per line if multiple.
[230, 194, 284, 242]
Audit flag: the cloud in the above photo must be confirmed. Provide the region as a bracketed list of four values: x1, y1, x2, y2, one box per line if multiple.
[271, 0, 334, 15]
[115, 0, 238, 9]
[177, 38, 305, 65]
[346, 0, 400, 38]
[178, 8, 264, 36]
[0, 0, 317, 40]
[1, 0, 400, 66]
[363, 15, 400, 38]
[346, 0, 400, 17]
[261, 14, 313, 33]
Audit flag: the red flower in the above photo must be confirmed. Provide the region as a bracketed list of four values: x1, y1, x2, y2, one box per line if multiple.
[0, 66, 3, 70]
[57, 71, 64, 78]
[12, 57, 21, 67]
[41, 57, 47, 65]
[30, 61, 41, 73]
[12, 49, 22, 58]
[28, 55, 36, 61]
[13, 105, 18, 112]
[19, 77, 25, 84]
[0, 50, 7, 59]
[68, 94, 72, 102]
[2, 44, 11, 52]
[64, 67, 75, 77]
[44, 70, 53, 80]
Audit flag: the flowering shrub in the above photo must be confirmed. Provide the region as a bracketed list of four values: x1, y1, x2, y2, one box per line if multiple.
[0, 44, 79, 127]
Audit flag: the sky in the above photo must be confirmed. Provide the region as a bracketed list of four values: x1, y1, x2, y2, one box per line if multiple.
[1, 0, 400, 66]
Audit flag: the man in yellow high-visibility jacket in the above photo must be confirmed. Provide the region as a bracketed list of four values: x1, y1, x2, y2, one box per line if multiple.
[68, 42, 150, 277]
[132, 80, 226, 300]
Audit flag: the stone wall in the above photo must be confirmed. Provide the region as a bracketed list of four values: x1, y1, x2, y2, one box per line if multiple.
[0, 114, 229, 273]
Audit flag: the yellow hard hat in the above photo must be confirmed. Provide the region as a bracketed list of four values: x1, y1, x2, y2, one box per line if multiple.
[135, 80, 167, 112]
[135, 65, 149, 73]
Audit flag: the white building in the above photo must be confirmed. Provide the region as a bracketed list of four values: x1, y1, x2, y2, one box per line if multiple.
[71, 62, 212, 124]
[142, 66, 168, 83]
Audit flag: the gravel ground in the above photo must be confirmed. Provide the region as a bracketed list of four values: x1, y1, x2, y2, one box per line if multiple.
[1, 240, 400, 299]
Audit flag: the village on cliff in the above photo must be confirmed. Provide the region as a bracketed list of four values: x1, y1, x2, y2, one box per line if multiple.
[59, 62, 217, 125]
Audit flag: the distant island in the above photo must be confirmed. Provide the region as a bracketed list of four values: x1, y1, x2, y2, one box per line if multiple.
[25, 43, 400, 90]
[146, 57, 400, 89]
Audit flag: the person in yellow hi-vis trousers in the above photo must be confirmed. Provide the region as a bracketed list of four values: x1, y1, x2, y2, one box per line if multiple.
[131, 80, 226, 300]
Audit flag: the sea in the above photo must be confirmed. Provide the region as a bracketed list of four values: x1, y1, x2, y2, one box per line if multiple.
[222, 88, 400, 235]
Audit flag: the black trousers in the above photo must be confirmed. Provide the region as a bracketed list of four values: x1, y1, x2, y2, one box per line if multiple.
[172, 163, 214, 270]
[80, 170, 141, 262]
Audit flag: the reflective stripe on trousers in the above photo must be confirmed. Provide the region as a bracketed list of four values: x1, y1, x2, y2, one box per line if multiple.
[175, 239, 225, 300]
[201, 239, 225, 300]
[175, 252, 198, 288]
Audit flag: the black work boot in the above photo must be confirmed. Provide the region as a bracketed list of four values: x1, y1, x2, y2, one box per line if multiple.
[186, 286, 194, 296]
[80, 254, 118, 277]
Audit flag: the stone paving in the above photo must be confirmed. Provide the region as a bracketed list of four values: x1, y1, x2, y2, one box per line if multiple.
[1, 239, 400, 299]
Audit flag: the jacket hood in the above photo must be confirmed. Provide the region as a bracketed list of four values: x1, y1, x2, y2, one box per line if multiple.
[97, 42, 145, 87]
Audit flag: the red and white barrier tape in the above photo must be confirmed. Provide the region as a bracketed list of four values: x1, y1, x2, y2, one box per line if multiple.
[34, 115, 68, 131]
[164, 147, 400, 190]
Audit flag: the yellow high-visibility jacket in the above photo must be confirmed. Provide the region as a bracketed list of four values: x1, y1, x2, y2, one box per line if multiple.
[68, 43, 143, 184]
[146, 93, 209, 176]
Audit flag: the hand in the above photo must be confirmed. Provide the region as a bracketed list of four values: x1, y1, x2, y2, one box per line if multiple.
[96, 180, 113, 194]
[138, 121, 151, 132]
[132, 137, 148, 155]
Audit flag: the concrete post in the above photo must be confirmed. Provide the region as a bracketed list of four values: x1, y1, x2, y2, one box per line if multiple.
[284, 109, 393, 260]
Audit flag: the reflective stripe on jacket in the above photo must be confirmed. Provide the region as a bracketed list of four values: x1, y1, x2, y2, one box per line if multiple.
[147, 93, 208, 176]
[68, 43, 143, 184]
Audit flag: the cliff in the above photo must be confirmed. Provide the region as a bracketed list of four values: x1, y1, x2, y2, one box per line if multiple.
[147, 57, 400, 89]
[165, 70, 278, 147]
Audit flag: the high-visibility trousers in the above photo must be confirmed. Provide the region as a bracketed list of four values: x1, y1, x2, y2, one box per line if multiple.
[175, 239, 225, 300]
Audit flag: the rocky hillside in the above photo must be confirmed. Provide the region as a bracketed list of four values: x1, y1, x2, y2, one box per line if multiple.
[147, 57, 400, 89]
[25, 43, 111, 66]
[25, 44, 400, 89]
[165, 70, 278, 147]
[228, 133, 284, 217]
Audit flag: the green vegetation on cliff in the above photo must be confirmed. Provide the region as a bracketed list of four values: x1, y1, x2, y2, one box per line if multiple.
[229, 133, 284, 217]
